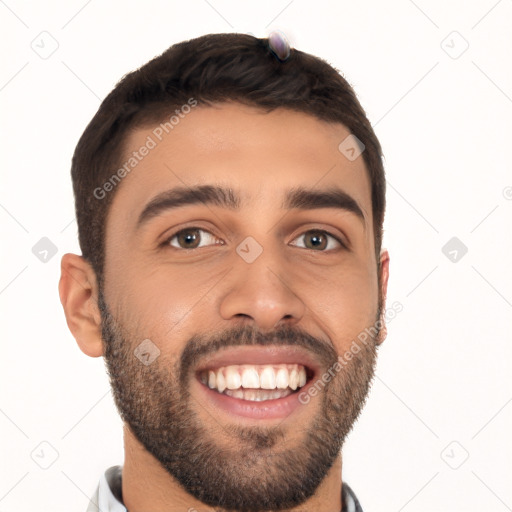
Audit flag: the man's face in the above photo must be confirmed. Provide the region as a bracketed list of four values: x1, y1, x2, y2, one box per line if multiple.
[100, 102, 387, 510]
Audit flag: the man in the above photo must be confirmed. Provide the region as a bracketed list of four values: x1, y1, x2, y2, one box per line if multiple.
[59, 32, 390, 512]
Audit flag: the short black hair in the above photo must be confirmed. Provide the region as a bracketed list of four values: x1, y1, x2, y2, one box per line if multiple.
[71, 33, 386, 287]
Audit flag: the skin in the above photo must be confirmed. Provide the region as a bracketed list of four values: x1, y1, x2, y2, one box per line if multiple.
[59, 102, 390, 512]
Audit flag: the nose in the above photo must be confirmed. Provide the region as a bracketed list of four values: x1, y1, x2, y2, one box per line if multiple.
[219, 252, 306, 332]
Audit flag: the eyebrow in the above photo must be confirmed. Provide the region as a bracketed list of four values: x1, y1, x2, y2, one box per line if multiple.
[136, 184, 366, 230]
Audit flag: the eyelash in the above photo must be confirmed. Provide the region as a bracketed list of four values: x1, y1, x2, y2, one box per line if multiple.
[162, 227, 347, 252]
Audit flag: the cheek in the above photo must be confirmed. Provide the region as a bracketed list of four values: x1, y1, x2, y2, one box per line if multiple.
[114, 260, 226, 345]
[290, 259, 378, 343]
[320, 279, 373, 312]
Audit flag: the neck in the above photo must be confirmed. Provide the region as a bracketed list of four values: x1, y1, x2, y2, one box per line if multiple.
[121, 425, 344, 512]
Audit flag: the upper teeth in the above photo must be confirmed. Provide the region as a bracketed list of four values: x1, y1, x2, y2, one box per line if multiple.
[200, 364, 308, 393]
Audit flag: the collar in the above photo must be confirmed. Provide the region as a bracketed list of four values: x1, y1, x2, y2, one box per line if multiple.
[86, 465, 363, 512]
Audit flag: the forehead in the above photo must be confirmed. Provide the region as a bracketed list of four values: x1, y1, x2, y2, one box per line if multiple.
[108, 103, 373, 232]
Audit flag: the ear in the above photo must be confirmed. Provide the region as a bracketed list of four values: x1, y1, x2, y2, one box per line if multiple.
[375, 248, 390, 346]
[58, 253, 103, 357]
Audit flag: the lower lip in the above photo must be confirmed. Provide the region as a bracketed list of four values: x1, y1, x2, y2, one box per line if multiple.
[195, 377, 313, 420]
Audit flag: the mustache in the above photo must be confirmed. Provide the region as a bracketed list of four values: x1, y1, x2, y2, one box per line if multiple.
[179, 323, 338, 388]
[96, 287, 338, 387]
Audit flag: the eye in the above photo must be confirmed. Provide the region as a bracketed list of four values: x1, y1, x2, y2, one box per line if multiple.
[162, 227, 345, 252]
[164, 227, 224, 250]
[290, 230, 345, 251]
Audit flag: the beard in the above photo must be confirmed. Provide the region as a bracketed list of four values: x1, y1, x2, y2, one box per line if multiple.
[99, 288, 380, 512]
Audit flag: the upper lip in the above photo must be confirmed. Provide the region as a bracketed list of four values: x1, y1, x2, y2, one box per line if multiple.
[194, 345, 322, 376]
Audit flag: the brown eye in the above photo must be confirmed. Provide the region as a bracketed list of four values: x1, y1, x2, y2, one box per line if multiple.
[291, 230, 344, 251]
[166, 228, 220, 249]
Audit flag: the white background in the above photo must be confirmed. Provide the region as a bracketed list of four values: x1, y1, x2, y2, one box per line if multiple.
[1, 1, 511, 511]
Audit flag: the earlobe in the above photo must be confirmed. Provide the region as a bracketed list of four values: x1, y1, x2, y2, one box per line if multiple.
[58, 253, 104, 357]
[376, 249, 390, 345]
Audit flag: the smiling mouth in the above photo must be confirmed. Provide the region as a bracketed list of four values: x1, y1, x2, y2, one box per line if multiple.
[198, 363, 314, 402]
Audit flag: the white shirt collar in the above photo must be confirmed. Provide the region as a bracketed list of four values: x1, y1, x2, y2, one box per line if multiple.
[86, 466, 126, 512]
